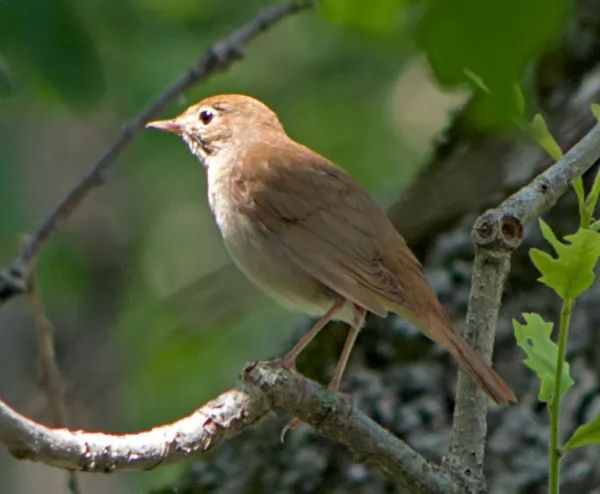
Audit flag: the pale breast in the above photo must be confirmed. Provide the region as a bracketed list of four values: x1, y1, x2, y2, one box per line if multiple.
[206, 163, 350, 320]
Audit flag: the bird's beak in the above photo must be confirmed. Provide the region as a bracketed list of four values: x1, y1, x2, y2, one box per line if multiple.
[146, 119, 182, 133]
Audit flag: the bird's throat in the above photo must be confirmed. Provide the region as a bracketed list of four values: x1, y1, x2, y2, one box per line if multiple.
[182, 133, 215, 164]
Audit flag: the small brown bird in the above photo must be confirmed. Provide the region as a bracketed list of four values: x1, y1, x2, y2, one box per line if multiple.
[147, 94, 516, 405]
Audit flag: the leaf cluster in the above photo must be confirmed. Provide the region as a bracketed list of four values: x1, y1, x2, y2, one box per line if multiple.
[514, 110, 600, 460]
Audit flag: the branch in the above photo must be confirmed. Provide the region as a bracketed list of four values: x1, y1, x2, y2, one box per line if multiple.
[0, 0, 313, 302]
[0, 361, 466, 494]
[27, 275, 81, 493]
[0, 383, 270, 472]
[446, 122, 600, 487]
[27, 276, 70, 426]
[244, 362, 463, 494]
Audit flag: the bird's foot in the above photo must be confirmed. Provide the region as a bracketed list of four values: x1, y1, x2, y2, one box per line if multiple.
[280, 416, 302, 443]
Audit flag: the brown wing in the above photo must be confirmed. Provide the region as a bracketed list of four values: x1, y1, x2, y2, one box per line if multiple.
[229, 141, 416, 317]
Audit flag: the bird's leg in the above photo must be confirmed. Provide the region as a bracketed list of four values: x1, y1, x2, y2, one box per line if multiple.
[281, 298, 345, 369]
[281, 305, 366, 442]
[327, 305, 366, 392]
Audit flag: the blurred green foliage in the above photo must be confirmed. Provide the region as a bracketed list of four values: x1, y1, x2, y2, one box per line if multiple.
[321, 0, 405, 35]
[418, 0, 566, 127]
[0, 55, 13, 97]
[0, 0, 571, 491]
[0, 0, 105, 107]
[322, 0, 567, 127]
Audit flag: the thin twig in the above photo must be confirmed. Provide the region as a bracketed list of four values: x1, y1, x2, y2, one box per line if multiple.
[0, 0, 314, 302]
[0, 360, 465, 493]
[27, 277, 69, 425]
[27, 276, 81, 494]
[446, 122, 600, 489]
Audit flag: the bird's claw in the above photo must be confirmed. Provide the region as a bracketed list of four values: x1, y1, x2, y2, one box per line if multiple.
[280, 417, 301, 443]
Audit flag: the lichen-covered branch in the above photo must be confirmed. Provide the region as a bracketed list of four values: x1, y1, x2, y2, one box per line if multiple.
[0, 385, 271, 472]
[445, 249, 512, 490]
[0, 361, 465, 493]
[0, 0, 313, 302]
[500, 122, 600, 225]
[448, 122, 600, 487]
[244, 362, 464, 494]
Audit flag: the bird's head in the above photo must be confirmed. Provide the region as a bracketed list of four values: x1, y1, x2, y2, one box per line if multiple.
[146, 94, 285, 164]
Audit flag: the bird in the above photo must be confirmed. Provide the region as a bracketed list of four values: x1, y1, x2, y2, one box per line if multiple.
[146, 94, 516, 406]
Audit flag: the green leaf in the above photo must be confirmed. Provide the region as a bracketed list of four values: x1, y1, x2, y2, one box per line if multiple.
[463, 68, 491, 93]
[591, 103, 600, 122]
[565, 412, 600, 451]
[513, 83, 526, 117]
[418, 0, 565, 127]
[584, 168, 600, 225]
[513, 313, 574, 403]
[572, 177, 586, 222]
[528, 114, 563, 160]
[0, 0, 105, 108]
[590, 219, 600, 232]
[530, 220, 600, 300]
[573, 164, 600, 229]
[320, 0, 405, 35]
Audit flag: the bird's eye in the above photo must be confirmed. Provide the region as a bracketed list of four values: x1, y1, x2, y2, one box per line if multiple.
[199, 109, 214, 125]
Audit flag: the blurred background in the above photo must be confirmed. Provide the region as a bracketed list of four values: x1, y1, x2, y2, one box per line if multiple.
[2, 0, 600, 492]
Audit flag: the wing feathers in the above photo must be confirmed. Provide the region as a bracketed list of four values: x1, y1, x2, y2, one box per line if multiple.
[228, 142, 411, 315]
[225, 140, 516, 405]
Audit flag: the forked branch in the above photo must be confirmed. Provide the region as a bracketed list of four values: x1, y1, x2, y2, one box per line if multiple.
[0, 361, 463, 494]
[448, 122, 600, 487]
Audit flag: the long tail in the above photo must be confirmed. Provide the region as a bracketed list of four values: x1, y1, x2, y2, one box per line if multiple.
[442, 327, 516, 405]
[380, 238, 516, 404]
[404, 305, 516, 405]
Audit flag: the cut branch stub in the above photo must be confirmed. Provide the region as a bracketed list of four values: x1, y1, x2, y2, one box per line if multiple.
[471, 211, 524, 250]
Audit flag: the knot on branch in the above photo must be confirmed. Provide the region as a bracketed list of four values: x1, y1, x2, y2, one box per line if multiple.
[0, 269, 27, 301]
[242, 360, 352, 426]
[471, 211, 523, 250]
[242, 360, 297, 408]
